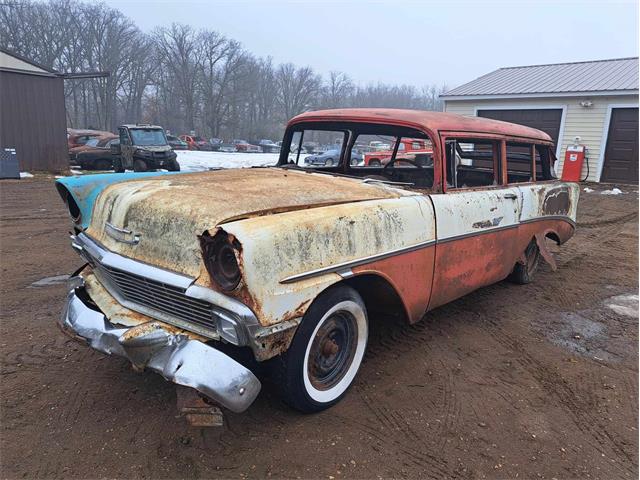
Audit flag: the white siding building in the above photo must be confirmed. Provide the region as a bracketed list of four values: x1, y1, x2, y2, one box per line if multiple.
[441, 58, 639, 184]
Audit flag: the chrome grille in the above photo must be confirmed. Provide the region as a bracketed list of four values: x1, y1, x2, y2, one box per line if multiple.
[76, 233, 223, 339]
[94, 263, 219, 333]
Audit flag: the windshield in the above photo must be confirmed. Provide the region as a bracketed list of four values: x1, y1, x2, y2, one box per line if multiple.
[129, 128, 167, 146]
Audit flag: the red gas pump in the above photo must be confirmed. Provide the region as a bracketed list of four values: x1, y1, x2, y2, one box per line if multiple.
[561, 137, 587, 182]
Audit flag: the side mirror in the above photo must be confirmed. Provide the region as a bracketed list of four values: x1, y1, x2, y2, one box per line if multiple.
[111, 143, 121, 155]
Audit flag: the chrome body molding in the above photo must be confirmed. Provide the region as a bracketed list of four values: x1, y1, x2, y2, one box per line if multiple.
[280, 239, 437, 284]
[435, 224, 518, 245]
[519, 215, 576, 228]
[280, 214, 576, 284]
[60, 286, 261, 413]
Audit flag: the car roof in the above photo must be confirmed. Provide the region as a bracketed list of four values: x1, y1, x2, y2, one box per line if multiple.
[288, 108, 553, 143]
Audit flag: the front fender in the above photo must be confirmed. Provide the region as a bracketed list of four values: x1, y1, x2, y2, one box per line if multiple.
[55, 172, 181, 229]
[210, 195, 434, 327]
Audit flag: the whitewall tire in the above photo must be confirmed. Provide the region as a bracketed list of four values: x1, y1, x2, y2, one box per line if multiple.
[269, 285, 368, 413]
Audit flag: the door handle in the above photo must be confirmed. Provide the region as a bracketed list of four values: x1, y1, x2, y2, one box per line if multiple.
[503, 193, 518, 200]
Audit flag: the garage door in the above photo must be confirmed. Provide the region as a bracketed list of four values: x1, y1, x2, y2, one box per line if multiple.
[478, 109, 563, 146]
[601, 107, 639, 185]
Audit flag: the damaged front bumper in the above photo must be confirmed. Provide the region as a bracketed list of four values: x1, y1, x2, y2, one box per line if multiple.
[60, 283, 261, 413]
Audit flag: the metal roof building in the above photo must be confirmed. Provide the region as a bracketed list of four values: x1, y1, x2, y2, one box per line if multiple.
[442, 58, 639, 184]
[0, 48, 68, 173]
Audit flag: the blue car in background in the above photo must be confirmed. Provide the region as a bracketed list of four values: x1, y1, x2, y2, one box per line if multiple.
[304, 149, 363, 167]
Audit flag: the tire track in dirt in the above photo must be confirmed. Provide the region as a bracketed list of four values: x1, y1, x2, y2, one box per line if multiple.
[481, 314, 636, 476]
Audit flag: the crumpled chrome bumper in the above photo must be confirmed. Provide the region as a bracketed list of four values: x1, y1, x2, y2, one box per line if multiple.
[60, 285, 261, 413]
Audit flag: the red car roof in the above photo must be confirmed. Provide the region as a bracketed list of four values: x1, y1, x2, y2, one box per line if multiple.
[288, 108, 553, 143]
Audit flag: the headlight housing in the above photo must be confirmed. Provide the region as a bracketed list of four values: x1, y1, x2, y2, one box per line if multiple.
[200, 230, 242, 291]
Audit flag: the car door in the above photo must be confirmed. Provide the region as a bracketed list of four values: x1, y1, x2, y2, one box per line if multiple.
[428, 136, 522, 310]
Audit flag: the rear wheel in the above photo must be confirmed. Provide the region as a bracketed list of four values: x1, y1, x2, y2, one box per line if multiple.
[324, 158, 335, 166]
[269, 285, 368, 413]
[133, 159, 148, 172]
[508, 240, 541, 284]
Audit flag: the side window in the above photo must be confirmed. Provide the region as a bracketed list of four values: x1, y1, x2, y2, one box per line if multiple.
[445, 138, 499, 189]
[506, 142, 534, 183]
[535, 145, 557, 180]
[286, 129, 346, 168]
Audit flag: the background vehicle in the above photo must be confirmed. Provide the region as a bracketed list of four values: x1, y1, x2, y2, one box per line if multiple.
[258, 139, 280, 153]
[167, 135, 188, 150]
[113, 124, 180, 172]
[67, 128, 112, 149]
[209, 138, 223, 151]
[364, 138, 432, 166]
[233, 139, 262, 153]
[180, 134, 212, 151]
[73, 137, 120, 170]
[218, 143, 238, 153]
[305, 149, 362, 166]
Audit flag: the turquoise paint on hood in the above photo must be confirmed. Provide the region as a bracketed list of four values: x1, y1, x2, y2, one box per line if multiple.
[55, 171, 184, 229]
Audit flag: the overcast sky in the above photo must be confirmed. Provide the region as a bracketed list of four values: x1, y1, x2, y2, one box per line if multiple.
[102, 0, 639, 89]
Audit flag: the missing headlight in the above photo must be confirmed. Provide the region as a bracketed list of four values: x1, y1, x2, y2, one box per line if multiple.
[200, 230, 242, 291]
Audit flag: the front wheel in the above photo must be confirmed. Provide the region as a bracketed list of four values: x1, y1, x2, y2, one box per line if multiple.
[324, 158, 335, 166]
[269, 285, 368, 413]
[166, 158, 180, 171]
[133, 159, 148, 172]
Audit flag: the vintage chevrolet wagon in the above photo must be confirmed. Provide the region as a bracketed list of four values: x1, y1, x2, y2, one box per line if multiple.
[56, 109, 578, 415]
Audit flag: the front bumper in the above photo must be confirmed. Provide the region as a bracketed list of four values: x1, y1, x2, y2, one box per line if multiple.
[60, 285, 261, 413]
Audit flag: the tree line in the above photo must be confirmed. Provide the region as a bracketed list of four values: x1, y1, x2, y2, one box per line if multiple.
[0, 0, 448, 140]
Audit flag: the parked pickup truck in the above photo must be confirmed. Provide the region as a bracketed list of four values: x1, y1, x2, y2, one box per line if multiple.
[55, 109, 578, 417]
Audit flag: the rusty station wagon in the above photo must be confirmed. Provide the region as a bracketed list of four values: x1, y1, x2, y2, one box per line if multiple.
[56, 109, 578, 415]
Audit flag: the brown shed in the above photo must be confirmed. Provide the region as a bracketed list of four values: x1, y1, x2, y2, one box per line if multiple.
[0, 48, 68, 173]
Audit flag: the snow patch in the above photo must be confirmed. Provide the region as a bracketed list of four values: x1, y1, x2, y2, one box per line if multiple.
[583, 187, 594, 193]
[601, 188, 623, 195]
[605, 294, 638, 318]
[176, 151, 278, 172]
[19, 172, 33, 178]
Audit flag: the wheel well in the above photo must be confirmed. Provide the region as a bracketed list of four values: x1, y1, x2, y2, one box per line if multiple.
[342, 274, 408, 323]
[545, 231, 561, 245]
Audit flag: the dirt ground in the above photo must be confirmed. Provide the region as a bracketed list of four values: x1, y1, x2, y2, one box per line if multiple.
[1, 177, 638, 480]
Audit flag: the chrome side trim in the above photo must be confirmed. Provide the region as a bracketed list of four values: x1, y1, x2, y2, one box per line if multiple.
[60, 288, 261, 413]
[519, 215, 576, 228]
[279, 214, 576, 284]
[436, 224, 518, 245]
[280, 239, 436, 284]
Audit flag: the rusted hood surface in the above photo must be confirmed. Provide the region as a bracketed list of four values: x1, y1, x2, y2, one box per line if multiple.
[86, 168, 401, 277]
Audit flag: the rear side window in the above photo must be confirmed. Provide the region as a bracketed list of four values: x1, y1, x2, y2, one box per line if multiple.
[506, 142, 534, 183]
[535, 145, 557, 180]
[445, 138, 499, 188]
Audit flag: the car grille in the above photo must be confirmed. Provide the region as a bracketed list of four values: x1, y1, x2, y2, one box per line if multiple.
[83, 251, 221, 339]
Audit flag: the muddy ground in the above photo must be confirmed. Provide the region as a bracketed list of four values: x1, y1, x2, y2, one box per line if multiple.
[1, 178, 638, 479]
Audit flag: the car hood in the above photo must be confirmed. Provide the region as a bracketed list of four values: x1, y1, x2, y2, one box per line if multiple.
[135, 145, 172, 152]
[86, 168, 402, 277]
